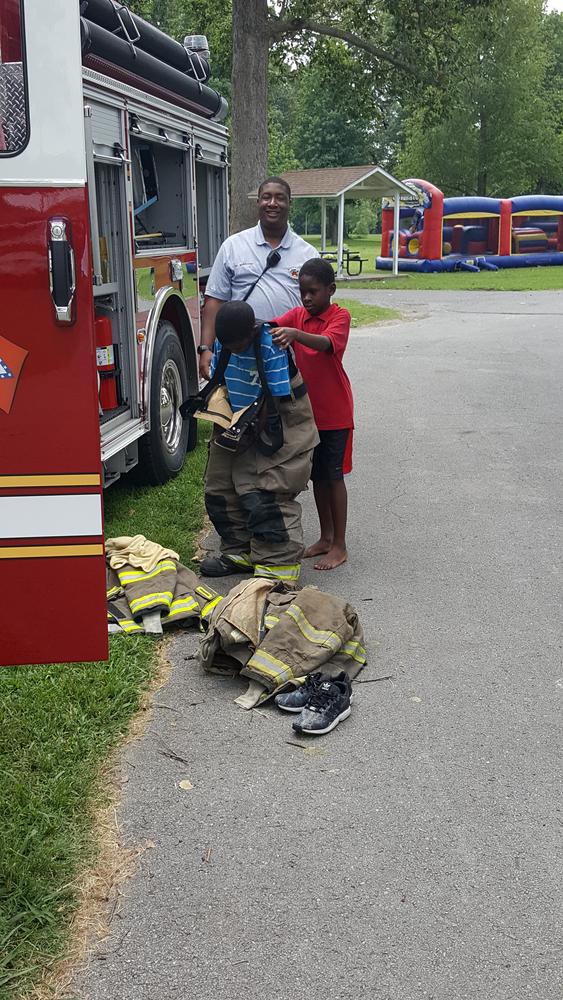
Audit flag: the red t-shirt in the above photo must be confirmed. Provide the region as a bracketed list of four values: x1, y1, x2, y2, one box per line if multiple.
[272, 304, 354, 430]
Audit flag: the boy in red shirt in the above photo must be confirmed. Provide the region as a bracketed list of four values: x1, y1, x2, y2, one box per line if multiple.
[271, 258, 353, 570]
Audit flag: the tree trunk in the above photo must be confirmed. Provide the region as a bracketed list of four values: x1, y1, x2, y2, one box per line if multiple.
[477, 108, 487, 197]
[328, 204, 340, 245]
[230, 0, 270, 232]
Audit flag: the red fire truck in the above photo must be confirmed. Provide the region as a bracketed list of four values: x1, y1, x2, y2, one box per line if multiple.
[0, 0, 229, 666]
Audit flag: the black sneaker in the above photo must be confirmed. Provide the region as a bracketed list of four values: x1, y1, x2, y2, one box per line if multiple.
[292, 674, 352, 736]
[275, 672, 323, 713]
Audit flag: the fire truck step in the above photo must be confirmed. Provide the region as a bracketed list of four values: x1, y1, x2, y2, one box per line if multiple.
[100, 403, 129, 425]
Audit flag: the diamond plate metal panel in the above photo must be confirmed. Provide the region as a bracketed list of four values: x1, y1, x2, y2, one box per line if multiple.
[0, 62, 27, 153]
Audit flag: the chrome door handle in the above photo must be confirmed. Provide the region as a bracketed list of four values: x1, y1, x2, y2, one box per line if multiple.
[48, 219, 76, 324]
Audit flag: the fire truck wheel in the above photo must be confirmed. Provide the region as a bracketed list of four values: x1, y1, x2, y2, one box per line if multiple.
[138, 321, 190, 484]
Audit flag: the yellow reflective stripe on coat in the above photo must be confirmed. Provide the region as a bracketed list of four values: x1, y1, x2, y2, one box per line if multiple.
[129, 591, 174, 614]
[119, 619, 144, 634]
[341, 639, 367, 664]
[166, 596, 199, 619]
[285, 604, 341, 653]
[254, 563, 300, 582]
[106, 585, 121, 599]
[246, 648, 294, 686]
[264, 614, 280, 630]
[201, 595, 223, 619]
[117, 560, 177, 585]
[196, 584, 217, 601]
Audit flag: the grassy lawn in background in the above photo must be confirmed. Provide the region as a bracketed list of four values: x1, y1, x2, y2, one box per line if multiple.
[298, 233, 563, 291]
[304, 233, 381, 267]
[338, 298, 399, 327]
[0, 433, 208, 999]
[339, 266, 563, 292]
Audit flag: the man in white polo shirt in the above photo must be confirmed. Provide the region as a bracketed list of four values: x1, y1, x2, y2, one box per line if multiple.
[198, 177, 319, 380]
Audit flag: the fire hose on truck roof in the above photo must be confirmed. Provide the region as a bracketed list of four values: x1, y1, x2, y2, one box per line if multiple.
[80, 0, 228, 121]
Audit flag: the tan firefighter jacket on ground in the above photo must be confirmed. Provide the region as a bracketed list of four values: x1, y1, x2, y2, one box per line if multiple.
[106, 535, 180, 573]
[106, 558, 222, 635]
[198, 577, 367, 706]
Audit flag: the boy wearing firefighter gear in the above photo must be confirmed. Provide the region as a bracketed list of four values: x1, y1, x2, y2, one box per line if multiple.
[196, 300, 318, 582]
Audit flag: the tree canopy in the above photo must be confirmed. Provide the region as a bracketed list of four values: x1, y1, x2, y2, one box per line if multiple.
[397, 0, 563, 197]
[128, 0, 563, 226]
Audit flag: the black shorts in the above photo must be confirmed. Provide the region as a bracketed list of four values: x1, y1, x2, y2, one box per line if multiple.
[311, 429, 351, 482]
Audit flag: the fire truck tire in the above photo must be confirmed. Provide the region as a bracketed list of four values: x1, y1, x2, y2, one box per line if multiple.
[138, 321, 190, 484]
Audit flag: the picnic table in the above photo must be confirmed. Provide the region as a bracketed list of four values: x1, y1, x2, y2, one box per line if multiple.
[319, 247, 369, 276]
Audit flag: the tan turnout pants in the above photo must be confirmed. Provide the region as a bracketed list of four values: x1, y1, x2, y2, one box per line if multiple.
[204, 379, 319, 583]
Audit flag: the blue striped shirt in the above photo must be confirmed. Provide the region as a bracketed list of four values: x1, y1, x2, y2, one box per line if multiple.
[211, 324, 291, 411]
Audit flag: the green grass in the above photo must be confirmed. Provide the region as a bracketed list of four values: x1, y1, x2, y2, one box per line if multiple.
[135, 268, 156, 302]
[293, 235, 399, 323]
[0, 435, 208, 998]
[304, 233, 381, 269]
[102, 439, 208, 563]
[340, 265, 563, 292]
[338, 298, 399, 327]
[0, 638, 155, 996]
[298, 232, 563, 291]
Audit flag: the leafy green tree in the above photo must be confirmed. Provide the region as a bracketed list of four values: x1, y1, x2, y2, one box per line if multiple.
[349, 200, 378, 236]
[125, 0, 479, 226]
[544, 9, 563, 101]
[128, 0, 231, 92]
[229, 0, 474, 229]
[539, 10, 563, 189]
[267, 68, 302, 174]
[398, 0, 563, 196]
[290, 42, 383, 168]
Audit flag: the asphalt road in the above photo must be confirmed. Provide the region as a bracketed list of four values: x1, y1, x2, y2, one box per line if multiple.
[76, 291, 562, 1000]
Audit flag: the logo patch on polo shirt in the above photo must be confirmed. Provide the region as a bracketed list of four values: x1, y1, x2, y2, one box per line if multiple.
[289, 267, 300, 280]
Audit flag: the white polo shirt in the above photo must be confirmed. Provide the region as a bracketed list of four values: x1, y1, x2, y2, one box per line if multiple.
[205, 223, 319, 320]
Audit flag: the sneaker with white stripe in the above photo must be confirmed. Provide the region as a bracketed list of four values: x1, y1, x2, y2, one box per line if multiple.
[292, 674, 352, 736]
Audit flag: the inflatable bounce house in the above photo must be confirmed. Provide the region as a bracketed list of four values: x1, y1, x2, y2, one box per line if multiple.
[377, 179, 563, 272]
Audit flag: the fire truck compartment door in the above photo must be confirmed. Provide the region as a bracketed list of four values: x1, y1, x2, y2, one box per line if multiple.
[0, 0, 108, 666]
[89, 99, 125, 159]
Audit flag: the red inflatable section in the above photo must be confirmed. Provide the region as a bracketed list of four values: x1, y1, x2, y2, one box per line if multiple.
[381, 179, 444, 260]
[381, 207, 393, 257]
[403, 179, 444, 260]
[499, 200, 512, 256]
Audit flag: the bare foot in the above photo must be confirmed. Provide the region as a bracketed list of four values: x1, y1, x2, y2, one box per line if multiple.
[304, 538, 333, 559]
[314, 546, 348, 570]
